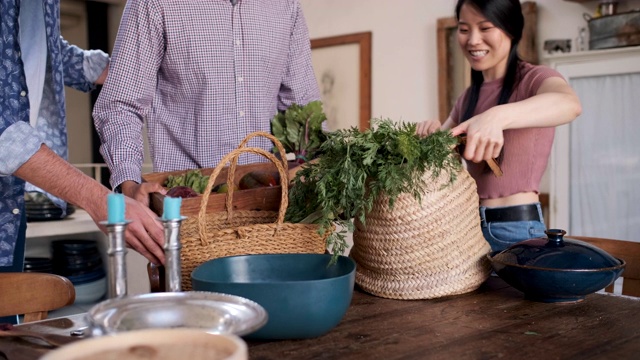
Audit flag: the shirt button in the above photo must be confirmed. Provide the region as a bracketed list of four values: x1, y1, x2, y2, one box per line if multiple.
[12, 208, 20, 215]
[20, 91, 27, 97]
[235, 40, 241, 46]
[238, 77, 243, 82]
[239, 111, 245, 117]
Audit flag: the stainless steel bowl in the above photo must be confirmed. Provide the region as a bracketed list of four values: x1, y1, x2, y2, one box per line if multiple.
[86, 291, 267, 337]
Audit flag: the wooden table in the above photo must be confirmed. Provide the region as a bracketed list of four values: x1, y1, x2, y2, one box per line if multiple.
[2, 277, 640, 360]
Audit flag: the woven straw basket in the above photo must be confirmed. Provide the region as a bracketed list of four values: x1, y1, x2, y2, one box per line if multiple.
[350, 168, 491, 299]
[178, 134, 328, 290]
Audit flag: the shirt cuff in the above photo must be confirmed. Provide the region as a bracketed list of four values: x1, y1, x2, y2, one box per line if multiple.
[83, 49, 110, 84]
[110, 165, 143, 192]
[0, 122, 44, 176]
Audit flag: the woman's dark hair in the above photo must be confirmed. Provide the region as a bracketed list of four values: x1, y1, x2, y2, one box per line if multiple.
[456, 0, 524, 122]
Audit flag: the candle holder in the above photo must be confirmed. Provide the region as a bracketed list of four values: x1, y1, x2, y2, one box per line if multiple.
[100, 221, 130, 299]
[160, 216, 187, 292]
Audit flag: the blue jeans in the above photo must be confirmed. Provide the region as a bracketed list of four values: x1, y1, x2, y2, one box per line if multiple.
[479, 203, 547, 252]
[0, 204, 26, 324]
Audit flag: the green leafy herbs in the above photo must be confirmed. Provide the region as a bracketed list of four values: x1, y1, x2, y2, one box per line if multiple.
[164, 170, 210, 194]
[285, 118, 461, 259]
[270, 100, 328, 164]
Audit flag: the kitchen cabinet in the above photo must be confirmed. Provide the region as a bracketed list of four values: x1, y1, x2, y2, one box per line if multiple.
[543, 45, 640, 242]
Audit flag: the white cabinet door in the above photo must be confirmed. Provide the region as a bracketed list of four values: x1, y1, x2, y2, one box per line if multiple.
[545, 47, 640, 241]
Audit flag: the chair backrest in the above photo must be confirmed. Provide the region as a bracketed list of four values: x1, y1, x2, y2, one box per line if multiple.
[0, 272, 76, 323]
[570, 236, 640, 297]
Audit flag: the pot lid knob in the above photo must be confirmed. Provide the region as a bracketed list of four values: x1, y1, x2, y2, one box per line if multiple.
[544, 229, 567, 246]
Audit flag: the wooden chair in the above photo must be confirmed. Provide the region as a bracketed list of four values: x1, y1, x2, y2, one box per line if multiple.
[570, 236, 640, 297]
[0, 272, 76, 323]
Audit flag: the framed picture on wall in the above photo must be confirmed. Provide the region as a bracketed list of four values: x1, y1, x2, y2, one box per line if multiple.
[310, 32, 372, 131]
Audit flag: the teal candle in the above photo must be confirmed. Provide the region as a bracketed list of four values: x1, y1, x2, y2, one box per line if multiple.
[107, 193, 125, 224]
[163, 197, 182, 220]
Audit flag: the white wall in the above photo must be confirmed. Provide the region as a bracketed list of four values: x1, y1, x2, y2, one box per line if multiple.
[98, 0, 640, 131]
[77, 0, 640, 158]
[299, 0, 640, 124]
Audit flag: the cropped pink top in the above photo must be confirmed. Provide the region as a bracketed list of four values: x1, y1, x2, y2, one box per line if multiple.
[450, 62, 566, 200]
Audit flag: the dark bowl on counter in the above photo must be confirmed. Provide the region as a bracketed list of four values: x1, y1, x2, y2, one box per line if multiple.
[191, 253, 356, 340]
[487, 229, 625, 303]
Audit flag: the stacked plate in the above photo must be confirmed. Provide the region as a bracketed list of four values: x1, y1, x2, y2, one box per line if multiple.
[25, 191, 75, 222]
[23, 257, 53, 273]
[51, 240, 106, 304]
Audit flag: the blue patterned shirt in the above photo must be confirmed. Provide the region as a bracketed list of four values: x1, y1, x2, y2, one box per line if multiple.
[0, 0, 109, 266]
[93, 0, 320, 189]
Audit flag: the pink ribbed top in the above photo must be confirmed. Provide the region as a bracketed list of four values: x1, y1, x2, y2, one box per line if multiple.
[450, 62, 565, 199]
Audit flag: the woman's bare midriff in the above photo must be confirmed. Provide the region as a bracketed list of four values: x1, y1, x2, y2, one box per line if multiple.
[480, 192, 539, 208]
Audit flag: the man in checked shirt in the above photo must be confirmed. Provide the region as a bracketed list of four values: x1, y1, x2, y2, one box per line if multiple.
[93, 0, 321, 204]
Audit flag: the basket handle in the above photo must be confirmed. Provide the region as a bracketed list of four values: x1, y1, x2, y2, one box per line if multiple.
[197, 147, 289, 244]
[226, 131, 289, 190]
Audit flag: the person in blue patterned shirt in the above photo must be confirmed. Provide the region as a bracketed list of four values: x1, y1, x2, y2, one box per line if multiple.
[0, 0, 167, 277]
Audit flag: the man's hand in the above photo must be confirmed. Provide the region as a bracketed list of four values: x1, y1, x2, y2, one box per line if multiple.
[91, 195, 166, 265]
[122, 196, 165, 265]
[95, 63, 109, 85]
[120, 180, 166, 207]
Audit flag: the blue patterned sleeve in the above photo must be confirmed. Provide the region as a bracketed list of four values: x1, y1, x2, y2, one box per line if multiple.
[0, 122, 44, 176]
[0, 14, 45, 176]
[59, 37, 109, 92]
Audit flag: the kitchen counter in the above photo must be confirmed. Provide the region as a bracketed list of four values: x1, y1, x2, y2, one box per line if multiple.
[25, 209, 99, 239]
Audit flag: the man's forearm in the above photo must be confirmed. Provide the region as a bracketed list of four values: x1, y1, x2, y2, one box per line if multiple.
[15, 144, 168, 265]
[14, 145, 110, 212]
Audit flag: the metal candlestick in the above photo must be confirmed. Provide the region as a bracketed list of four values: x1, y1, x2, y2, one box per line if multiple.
[161, 216, 186, 292]
[101, 221, 130, 299]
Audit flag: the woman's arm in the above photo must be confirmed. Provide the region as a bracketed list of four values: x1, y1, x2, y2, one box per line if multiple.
[451, 76, 582, 162]
[456, 76, 581, 133]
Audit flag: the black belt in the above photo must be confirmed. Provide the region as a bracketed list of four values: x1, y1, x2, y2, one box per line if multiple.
[484, 204, 540, 223]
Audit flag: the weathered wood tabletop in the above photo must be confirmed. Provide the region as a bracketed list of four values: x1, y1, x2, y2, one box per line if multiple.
[249, 278, 640, 359]
[2, 277, 639, 360]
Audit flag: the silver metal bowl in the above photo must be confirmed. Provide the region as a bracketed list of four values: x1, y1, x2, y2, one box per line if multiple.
[86, 291, 267, 337]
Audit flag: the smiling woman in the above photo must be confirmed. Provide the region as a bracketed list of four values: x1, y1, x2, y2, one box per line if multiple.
[420, 0, 582, 254]
[437, 1, 538, 121]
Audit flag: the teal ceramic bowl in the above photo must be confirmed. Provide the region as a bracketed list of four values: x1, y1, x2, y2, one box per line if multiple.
[191, 254, 356, 339]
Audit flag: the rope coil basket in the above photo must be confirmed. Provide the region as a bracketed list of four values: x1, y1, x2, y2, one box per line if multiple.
[178, 133, 328, 290]
[350, 168, 491, 299]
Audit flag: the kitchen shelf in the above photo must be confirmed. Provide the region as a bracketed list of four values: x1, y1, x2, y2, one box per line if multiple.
[542, 44, 640, 63]
[25, 209, 100, 239]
